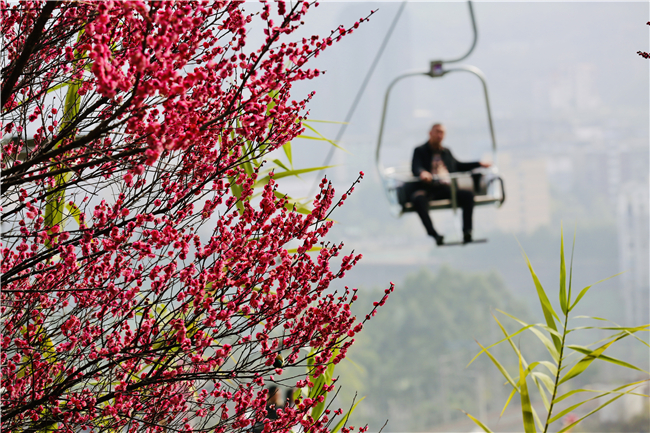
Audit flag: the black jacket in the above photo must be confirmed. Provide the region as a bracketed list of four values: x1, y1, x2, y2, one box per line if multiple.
[411, 143, 481, 177]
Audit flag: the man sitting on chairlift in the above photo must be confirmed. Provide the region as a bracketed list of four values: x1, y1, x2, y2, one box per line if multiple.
[411, 123, 491, 246]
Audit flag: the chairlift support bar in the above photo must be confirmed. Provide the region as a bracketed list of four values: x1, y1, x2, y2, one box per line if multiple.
[444, 0, 478, 64]
[375, 63, 498, 176]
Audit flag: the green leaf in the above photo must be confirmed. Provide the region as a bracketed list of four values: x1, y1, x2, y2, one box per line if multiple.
[553, 379, 650, 405]
[555, 383, 646, 432]
[254, 165, 334, 186]
[566, 344, 649, 374]
[271, 159, 290, 172]
[266, 89, 279, 114]
[518, 354, 536, 433]
[496, 311, 560, 362]
[531, 374, 551, 411]
[531, 405, 545, 432]
[462, 410, 494, 432]
[568, 272, 624, 312]
[520, 248, 561, 352]
[531, 371, 555, 396]
[567, 227, 576, 310]
[300, 123, 350, 153]
[537, 360, 558, 377]
[228, 176, 245, 215]
[282, 141, 293, 169]
[474, 341, 519, 391]
[330, 396, 365, 433]
[466, 313, 534, 368]
[559, 225, 567, 314]
[65, 202, 82, 226]
[558, 334, 625, 385]
[242, 159, 255, 176]
[500, 388, 517, 418]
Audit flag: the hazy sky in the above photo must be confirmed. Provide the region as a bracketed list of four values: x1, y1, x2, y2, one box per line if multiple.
[282, 1, 648, 172]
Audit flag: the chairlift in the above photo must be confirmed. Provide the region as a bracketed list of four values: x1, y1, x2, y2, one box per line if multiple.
[374, 1, 505, 240]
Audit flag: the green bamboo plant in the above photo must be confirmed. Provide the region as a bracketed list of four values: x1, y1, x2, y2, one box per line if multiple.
[299, 345, 364, 433]
[229, 89, 344, 216]
[464, 226, 650, 433]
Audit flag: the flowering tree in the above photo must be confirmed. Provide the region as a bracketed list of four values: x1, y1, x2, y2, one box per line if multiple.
[0, 1, 391, 432]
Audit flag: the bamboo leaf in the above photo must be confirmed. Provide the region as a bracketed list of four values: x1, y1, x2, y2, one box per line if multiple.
[500, 388, 517, 417]
[558, 335, 625, 385]
[531, 405, 545, 432]
[271, 159, 290, 172]
[466, 314, 534, 367]
[528, 327, 561, 363]
[330, 396, 365, 433]
[493, 314, 533, 371]
[255, 165, 334, 186]
[553, 379, 649, 405]
[266, 89, 279, 113]
[559, 225, 568, 314]
[475, 341, 519, 391]
[556, 385, 644, 432]
[531, 371, 555, 396]
[566, 344, 649, 374]
[300, 123, 350, 154]
[520, 249, 561, 352]
[286, 246, 322, 254]
[567, 227, 576, 310]
[228, 176, 245, 215]
[65, 202, 81, 225]
[461, 410, 494, 432]
[282, 142, 293, 169]
[531, 374, 551, 411]
[537, 360, 558, 377]
[518, 355, 536, 433]
[242, 159, 255, 176]
[569, 272, 624, 312]
[496, 310, 560, 362]
[46, 81, 73, 95]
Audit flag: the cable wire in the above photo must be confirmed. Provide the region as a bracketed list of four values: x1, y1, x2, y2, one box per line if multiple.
[308, 1, 408, 196]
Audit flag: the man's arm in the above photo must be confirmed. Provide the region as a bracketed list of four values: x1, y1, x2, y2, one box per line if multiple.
[446, 149, 488, 172]
[412, 146, 433, 182]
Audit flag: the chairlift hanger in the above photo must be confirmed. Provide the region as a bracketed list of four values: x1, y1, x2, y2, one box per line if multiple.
[374, 0, 505, 223]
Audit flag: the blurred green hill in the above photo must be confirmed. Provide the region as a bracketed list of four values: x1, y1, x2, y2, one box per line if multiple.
[337, 266, 532, 431]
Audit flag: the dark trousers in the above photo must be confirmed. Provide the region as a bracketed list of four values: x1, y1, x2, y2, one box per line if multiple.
[410, 182, 474, 237]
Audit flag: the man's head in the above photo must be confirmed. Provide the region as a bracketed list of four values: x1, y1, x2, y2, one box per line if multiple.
[428, 123, 445, 148]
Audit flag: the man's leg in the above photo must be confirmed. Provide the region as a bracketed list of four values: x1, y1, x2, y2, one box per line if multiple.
[456, 189, 475, 241]
[411, 190, 438, 237]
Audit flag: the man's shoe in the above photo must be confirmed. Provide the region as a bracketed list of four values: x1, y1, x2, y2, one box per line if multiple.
[463, 232, 472, 244]
[433, 234, 445, 246]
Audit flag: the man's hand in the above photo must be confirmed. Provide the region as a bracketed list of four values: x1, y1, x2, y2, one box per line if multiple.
[480, 161, 492, 168]
[419, 171, 433, 182]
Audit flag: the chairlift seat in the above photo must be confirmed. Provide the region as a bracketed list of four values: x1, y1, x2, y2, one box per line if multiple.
[387, 168, 505, 215]
[400, 194, 502, 213]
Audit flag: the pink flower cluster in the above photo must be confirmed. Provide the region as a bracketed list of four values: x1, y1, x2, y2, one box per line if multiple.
[1, 1, 385, 432]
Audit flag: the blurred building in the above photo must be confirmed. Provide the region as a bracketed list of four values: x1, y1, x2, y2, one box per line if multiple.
[617, 180, 649, 325]
[494, 153, 551, 233]
[549, 63, 602, 112]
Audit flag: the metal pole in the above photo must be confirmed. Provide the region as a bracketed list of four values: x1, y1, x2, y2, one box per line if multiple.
[440, 1, 478, 64]
[375, 71, 428, 173]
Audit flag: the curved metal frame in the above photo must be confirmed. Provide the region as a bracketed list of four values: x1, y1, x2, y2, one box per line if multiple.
[375, 64, 498, 175]
[374, 0, 504, 218]
[444, 0, 478, 64]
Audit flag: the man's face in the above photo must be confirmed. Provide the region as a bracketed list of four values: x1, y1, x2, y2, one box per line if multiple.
[429, 125, 445, 146]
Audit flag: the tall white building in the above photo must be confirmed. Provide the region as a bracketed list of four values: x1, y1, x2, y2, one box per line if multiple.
[617, 180, 650, 325]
